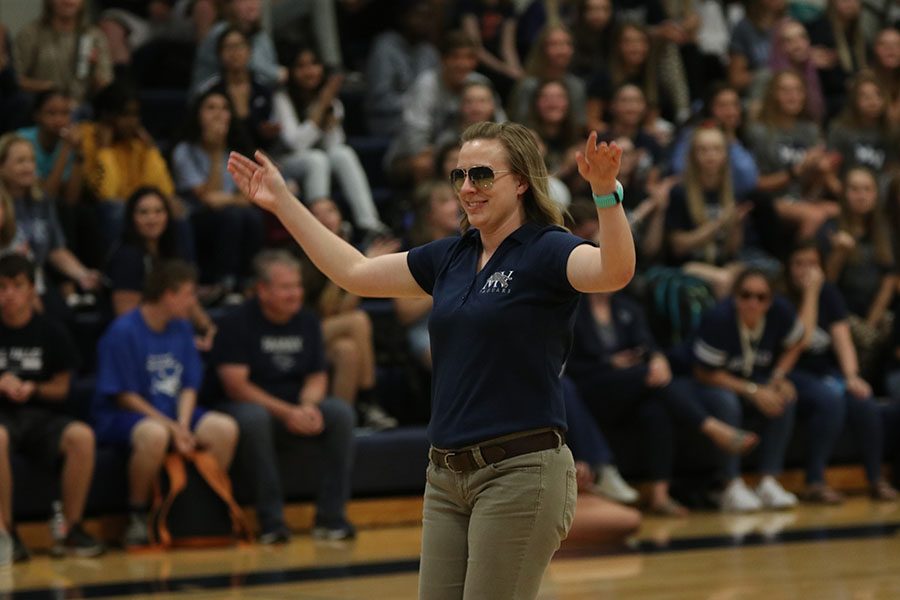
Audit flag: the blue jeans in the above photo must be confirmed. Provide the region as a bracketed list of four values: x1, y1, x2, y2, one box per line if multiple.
[794, 371, 884, 485]
[667, 378, 796, 480]
[220, 397, 356, 532]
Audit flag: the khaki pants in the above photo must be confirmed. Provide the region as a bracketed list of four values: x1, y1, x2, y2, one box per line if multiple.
[418, 445, 577, 600]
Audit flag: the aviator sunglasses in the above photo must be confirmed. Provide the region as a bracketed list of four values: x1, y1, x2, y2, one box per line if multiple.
[449, 166, 512, 192]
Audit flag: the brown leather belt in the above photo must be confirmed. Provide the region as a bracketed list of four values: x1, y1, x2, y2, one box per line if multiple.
[429, 429, 565, 473]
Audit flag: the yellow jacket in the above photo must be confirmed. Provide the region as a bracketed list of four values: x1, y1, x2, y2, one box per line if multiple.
[80, 122, 175, 202]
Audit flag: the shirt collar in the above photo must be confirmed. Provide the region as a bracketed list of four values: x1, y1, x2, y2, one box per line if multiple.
[464, 221, 555, 245]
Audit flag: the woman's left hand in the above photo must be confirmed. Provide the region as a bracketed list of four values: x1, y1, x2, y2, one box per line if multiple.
[575, 131, 622, 195]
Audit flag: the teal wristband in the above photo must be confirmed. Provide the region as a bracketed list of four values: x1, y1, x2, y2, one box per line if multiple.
[592, 180, 624, 208]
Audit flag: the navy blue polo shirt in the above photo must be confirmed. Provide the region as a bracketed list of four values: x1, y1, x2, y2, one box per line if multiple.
[692, 296, 804, 380]
[795, 283, 849, 376]
[407, 221, 591, 449]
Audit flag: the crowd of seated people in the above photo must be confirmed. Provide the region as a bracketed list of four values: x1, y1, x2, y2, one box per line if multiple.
[1, 0, 900, 562]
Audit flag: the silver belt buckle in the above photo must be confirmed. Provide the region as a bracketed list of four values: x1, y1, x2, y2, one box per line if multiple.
[443, 451, 463, 473]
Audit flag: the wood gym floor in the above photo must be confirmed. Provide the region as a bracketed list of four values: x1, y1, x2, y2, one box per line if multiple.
[5, 472, 900, 599]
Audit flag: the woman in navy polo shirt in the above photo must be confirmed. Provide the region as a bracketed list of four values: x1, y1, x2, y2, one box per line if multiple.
[227, 121, 635, 600]
[672, 268, 804, 512]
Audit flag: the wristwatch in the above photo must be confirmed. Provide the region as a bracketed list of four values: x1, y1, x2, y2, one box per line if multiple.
[592, 180, 625, 208]
[745, 382, 759, 398]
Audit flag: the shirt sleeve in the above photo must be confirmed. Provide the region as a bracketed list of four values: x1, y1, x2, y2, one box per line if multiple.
[209, 311, 250, 367]
[171, 143, 207, 193]
[772, 296, 804, 347]
[178, 321, 203, 391]
[306, 313, 328, 374]
[693, 308, 730, 369]
[533, 229, 594, 294]
[820, 283, 849, 325]
[406, 236, 461, 295]
[96, 323, 143, 397]
[44, 319, 81, 374]
[273, 91, 321, 152]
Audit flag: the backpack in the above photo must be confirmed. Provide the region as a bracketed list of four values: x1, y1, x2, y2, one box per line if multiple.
[151, 450, 253, 549]
[643, 267, 716, 346]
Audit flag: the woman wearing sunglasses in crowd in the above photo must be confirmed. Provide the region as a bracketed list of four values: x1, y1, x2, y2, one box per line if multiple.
[668, 269, 804, 512]
[228, 121, 634, 600]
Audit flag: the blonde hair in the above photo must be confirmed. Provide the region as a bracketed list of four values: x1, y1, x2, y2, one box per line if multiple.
[0, 134, 44, 225]
[683, 125, 735, 263]
[458, 122, 564, 232]
[827, 0, 866, 74]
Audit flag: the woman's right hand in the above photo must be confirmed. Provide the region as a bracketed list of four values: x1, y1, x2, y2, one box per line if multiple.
[227, 151, 292, 213]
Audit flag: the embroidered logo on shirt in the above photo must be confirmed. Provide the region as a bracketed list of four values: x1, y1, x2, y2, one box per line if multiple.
[481, 271, 514, 294]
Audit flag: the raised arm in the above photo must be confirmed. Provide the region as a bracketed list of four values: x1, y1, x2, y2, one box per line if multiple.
[227, 151, 428, 298]
[567, 133, 636, 293]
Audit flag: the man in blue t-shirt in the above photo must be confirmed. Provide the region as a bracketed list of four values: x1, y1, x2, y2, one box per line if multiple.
[208, 250, 356, 543]
[93, 260, 238, 547]
[0, 254, 103, 561]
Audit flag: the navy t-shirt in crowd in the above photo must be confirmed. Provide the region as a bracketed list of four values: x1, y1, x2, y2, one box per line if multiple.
[209, 298, 327, 403]
[407, 221, 591, 449]
[795, 283, 849, 376]
[693, 296, 804, 380]
[0, 314, 80, 408]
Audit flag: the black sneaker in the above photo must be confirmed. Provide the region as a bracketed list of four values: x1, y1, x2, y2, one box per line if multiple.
[312, 519, 356, 541]
[10, 531, 29, 563]
[123, 513, 150, 547]
[62, 523, 105, 558]
[258, 526, 291, 545]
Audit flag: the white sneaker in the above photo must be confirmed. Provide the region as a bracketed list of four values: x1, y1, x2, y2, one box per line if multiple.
[593, 465, 639, 504]
[721, 479, 763, 513]
[756, 476, 798, 510]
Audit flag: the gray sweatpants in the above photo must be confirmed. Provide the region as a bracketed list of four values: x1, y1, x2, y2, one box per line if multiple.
[418, 445, 577, 600]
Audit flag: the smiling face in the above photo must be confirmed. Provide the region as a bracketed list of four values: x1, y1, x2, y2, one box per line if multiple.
[543, 28, 574, 70]
[461, 84, 496, 125]
[854, 81, 885, 121]
[774, 72, 806, 117]
[780, 21, 810, 64]
[844, 168, 878, 216]
[535, 81, 570, 125]
[133, 192, 169, 243]
[0, 141, 37, 195]
[691, 128, 728, 176]
[455, 138, 526, 233]
[874, 28, 900, 69]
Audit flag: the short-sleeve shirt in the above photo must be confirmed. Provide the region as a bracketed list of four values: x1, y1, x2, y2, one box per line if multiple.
[13, 196, 66, 267]
[0, 314, 80, 409]
[406, 221, 592, 448]
[817, 220, 893, 317]
[209, 299, 327, 403]
[93, 309, 203, 420]
[729, 18, 773, 70]
[795, 283, 848, 375]
[693, 296, 804, 380]
[746, 120, 820, 196]
[105, 243, 154, 292]
[17, 127, 74, 182]
[826, 124, 895, 173]
[171, 142, 237, 198]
